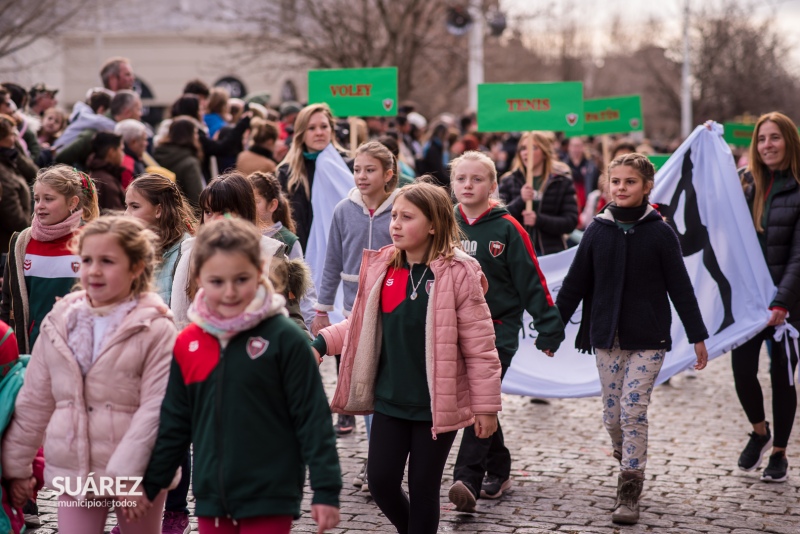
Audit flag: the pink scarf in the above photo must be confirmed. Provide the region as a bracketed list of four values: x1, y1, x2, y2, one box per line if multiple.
[187, 283, 286, 346]
[30, 210, 82, 242]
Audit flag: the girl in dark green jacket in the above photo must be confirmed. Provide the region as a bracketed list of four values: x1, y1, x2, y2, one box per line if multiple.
[448, 151, 565, 512]
[127, 218, 341, 534]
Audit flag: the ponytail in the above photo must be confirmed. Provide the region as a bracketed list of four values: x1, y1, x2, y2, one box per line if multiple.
[248, 171, 297, 233]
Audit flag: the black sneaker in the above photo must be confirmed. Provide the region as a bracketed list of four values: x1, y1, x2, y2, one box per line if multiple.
[738, 422, 772, 471]
[761, 451, 788, 483]
[481, 475, 511, 499]
[335, 414, 355, 436]
[448, 481, 477, 513]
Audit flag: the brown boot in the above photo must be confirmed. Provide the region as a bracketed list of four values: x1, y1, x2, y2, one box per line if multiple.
[612, 470, 644, 524]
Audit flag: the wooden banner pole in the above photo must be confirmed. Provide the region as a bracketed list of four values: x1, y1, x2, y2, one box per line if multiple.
[525, 131, 534, 212]
[349, 116, 358, 156]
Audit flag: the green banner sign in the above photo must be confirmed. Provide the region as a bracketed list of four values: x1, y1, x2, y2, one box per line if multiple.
[723, 123, 755, 147]
[476, 82, 584, 133]
[647, 154, 672, 171]
[569, 95, 644, 137]
[308, 67, 398, 117]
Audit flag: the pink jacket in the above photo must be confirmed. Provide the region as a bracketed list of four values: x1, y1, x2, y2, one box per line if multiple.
[1, 291, 178, 496]
[321, 245, 502, 436]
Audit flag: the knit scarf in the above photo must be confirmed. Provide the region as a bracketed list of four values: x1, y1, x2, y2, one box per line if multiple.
[31, 210, 82, 242]
[66, 295, 138, 375]
[607, 201, 649, 223]
[187, 283, 286, 347]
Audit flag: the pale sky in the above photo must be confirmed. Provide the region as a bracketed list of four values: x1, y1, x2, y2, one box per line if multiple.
[503, 0, 800, 72]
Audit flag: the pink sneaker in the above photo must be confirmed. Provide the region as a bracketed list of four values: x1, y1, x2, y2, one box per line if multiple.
[162, 511, 191, 534]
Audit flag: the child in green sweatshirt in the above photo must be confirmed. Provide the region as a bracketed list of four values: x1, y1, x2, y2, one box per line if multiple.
[448, 151, 565, 513]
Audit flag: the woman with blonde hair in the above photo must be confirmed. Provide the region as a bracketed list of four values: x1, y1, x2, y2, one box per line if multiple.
[498, 131, 578, 255]
[733, 111, 800, 484]
[277, 103, 352, 253]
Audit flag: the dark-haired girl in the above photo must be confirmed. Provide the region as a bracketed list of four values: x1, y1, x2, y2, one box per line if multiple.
[556, 153, 708, 525]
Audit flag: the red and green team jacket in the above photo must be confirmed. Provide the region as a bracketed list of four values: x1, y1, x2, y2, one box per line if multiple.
[142, 313, 341, 519]
[456, 204, 565, 364]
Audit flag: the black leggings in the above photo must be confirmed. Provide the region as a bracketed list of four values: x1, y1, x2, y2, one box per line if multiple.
[368, 412, 457, 534]
[731, 326, 798, 448]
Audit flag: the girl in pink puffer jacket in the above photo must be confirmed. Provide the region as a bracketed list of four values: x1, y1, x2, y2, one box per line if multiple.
[2, 216, 177, 534]
[310, 181, 503, 534]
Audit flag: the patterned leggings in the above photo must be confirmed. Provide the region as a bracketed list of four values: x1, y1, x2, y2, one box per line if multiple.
[596, 337, 666, 472]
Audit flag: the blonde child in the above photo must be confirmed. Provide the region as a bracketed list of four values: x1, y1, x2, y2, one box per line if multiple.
[556, 154, 709, 524]
[311, 141, 400, 441]
[132, 218, 341, 534]
[311, 181, 502, 534]
[1, 164, 100, 354]
[448, 151, 565, 510]
[2, 216, 177, 534]
[123, 173, 197, 534]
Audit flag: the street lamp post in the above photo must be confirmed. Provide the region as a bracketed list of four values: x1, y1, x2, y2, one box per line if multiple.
[467, 0, 484, 111]
[681, 0, 692, 138]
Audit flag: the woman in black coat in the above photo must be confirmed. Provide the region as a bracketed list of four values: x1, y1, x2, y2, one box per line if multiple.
[732, 112, 800, 483]
[498, 132, 578, 255]
[276, 103, 351, 251]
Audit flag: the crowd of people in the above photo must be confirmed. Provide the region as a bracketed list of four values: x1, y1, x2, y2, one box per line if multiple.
[0, 56, 797, 534]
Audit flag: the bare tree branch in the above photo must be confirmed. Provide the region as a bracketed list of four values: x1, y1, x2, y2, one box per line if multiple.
[0, 0, 99, 60]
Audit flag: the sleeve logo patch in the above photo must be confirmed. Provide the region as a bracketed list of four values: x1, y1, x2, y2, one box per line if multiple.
[489, 241, 506, 257]
[247, 336, 269, 359]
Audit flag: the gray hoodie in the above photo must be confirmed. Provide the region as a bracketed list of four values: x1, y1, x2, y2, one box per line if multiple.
[54, 102, 116, 151]
[316, 187, 400, 315]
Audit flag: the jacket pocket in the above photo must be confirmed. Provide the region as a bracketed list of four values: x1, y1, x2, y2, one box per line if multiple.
[105, 403, 138, 444]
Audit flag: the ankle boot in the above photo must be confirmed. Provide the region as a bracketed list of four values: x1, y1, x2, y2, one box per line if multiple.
[612, 470, 644, 524]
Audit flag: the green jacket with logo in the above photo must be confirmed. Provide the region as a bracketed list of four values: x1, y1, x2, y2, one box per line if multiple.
[142, 313, 341, 519]
[456, 204, 565, 364]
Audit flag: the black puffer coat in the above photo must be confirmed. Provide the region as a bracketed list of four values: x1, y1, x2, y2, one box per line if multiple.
[498, 168, 579, 255]
[742, 168, 800, 318]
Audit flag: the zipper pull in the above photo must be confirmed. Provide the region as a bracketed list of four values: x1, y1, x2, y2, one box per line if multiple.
[431, 427, 438, 440]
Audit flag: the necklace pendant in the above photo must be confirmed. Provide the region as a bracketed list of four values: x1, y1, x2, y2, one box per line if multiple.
[410, 291, 418, 300]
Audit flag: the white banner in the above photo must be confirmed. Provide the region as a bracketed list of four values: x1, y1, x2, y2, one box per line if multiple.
[306, 144, 353, 324]
[502, 123, 777, 398]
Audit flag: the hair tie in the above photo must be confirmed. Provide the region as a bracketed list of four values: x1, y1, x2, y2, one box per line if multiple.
[73, 168, 96, 198]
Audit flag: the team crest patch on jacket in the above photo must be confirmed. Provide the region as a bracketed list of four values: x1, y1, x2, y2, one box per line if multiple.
[489, 241, 506, 257]
[247, 336, 269, 359]
[426, 279, 434, 295]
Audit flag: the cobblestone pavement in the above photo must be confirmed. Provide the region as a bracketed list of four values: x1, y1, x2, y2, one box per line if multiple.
[34, 350, 800, 533]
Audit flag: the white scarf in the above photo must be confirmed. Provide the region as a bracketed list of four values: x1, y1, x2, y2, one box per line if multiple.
[306, 144, 353, 323]
[66, 296, 138, 375]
